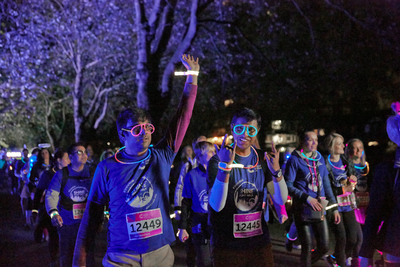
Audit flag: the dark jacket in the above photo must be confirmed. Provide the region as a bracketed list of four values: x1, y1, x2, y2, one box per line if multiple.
[359, 160, 400, 258]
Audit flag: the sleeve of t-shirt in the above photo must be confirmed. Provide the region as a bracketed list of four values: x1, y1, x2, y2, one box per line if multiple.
[87, 162, 108, 205]
[174, 162, 190, 208]
[182, 171, 193, 199]
[285, 156, 309, 203]
[45, 170, 62, 214]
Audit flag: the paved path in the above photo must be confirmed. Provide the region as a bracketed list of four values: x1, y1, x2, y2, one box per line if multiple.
[3, 187, 385, 267]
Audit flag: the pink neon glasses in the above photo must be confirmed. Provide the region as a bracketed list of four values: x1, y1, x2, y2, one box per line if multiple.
[121, 123, 155, 136]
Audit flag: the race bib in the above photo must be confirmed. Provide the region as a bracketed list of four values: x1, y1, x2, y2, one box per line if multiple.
[337, 192, 352, 207]
[126, 209, 163, 240]
[73, 203, 86, 219]
[233, 211, 263, 238]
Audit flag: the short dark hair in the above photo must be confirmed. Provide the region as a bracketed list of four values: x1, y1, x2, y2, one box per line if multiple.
[54, 148, 67, 161]
[67, 142, 86, 155]
[116, 107, 151, 132]
[22, 148, 28, 153]
[231, 108, 261, 129]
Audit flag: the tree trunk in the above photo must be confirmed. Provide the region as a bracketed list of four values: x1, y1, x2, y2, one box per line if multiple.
[135, 0, 150, 110]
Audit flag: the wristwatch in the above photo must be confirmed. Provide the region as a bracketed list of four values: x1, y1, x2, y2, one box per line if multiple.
[272, 169, 282, 178]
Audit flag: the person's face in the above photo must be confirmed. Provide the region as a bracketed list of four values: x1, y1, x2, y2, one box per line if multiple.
[23, 150, 29, 158]
[351, 141, 364, 159]
[332, 137, 345, 155]
[69, 146, 87, 166]
[41, 149, 50, 160]
[302, 132, 318, 152]
[183, 146, 194, 159]
[58, 152, 71, 168]
[119, 119, 152, 152]
[86, 145, 93, 158]
[231, 118, 258, 150]
[198, 147, 216, 165]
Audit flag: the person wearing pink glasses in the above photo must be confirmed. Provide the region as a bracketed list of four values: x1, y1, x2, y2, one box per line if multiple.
[73, 54, 199, 267]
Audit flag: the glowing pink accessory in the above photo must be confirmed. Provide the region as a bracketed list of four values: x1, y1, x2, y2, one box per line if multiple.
[122, 123, 155, 137]
[328, 155, 346, 170]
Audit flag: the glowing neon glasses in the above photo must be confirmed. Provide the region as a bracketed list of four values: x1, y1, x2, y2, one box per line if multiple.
[122, 123, 155, 136]
[72, 150, 87, 156]
[233, 124, 258, 137]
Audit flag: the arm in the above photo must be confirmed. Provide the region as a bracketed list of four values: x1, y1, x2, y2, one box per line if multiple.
[208, 135, 235, 212]
[265, 142, 288, 205]
[174, 162, 190, 219]
[163, 54, 199, 153]
[45, 170, 63, 227]
[177, 197, 192, 242]
[73, 201, 104, 267]
[285, 157, 310, 203]
[73, 165, 107, 267]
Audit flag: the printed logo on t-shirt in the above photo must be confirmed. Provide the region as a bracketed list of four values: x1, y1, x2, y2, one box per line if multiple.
[125, 176, 155, 208]
[198, 189, 208, 211]
[68, 186, 89, 202]
[233, 181, 259, 211]
[305, 172, 323, 193]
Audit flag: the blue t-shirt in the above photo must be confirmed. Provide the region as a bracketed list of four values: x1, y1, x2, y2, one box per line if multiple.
[207, 148, 272, 250]
[47, 165, 92, 225]
[285, 150, 337, 206]
[88, 146, 176, 254]
[330, 158, 352, 212]
[182, 166, 208, 214]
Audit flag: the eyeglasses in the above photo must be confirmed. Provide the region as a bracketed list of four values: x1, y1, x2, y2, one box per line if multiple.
[121, 123, 155, 136]
[73, 150, 87, 156]
[233, 124, 258, 137]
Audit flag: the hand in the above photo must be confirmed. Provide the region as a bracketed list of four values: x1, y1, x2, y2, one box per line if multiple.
[264, 141, 280, 173]
[279, 214, 288, 224]
[307, 197, 323, 211]
[32, 212, 38, 222]
[343, 184, 355, 193]
[51, 214, 63, 227]
[334, 211, 341, 224]
[215, 134, 236, 165]
[178, 229, 189, 242]
[181, 54, 200, 71]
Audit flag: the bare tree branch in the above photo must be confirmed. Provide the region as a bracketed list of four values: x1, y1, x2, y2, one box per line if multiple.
[291, 0, 315, 48]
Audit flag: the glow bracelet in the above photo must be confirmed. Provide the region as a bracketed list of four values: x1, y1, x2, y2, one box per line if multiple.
[174, 70, 199, 76]
[50, 211, 59, 219]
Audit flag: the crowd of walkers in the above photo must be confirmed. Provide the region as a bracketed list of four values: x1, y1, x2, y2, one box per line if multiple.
[0, 55, 399, 267]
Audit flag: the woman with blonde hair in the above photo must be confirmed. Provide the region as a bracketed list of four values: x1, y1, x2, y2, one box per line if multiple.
[324, 133, 361, 267]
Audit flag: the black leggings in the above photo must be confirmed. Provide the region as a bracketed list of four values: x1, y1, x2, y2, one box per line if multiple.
[295, 215, 330, 267]
[327, 209, 362, 266]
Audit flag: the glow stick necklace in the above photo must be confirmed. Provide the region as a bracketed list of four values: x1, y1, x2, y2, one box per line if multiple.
[230, 145, 259, 169]
[328, 155, 346, 170]
[301, 149, 321, 161]
[355, 162, 369, 176]
[21, 158, 26, 164]
[114, 146, 152, 164]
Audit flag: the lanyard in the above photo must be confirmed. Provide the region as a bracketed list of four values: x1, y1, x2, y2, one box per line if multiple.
[306, 158, 319, 188]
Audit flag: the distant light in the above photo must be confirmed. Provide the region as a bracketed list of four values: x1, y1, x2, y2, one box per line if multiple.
[368, 141, 379, 146]
[229, 135, 233, 139]
[286, 155, 290, 159]
[213, 137, 218, 141]
[279, 147, 285, 152]
[7, 152, 21, 158]
[271, 120, 282, 130]
[107, 142, 110, 146]
[318, 129, 325, 136]
[224, 99, 234, 107]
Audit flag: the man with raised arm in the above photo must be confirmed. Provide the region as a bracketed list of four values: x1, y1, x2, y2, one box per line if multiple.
[73, 54, 199, 267]
[207, 108, 288, 267]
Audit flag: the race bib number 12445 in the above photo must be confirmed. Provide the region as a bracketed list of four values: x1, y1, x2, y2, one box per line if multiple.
[233, 211, 263, 238]
[126, 209, 163, 240]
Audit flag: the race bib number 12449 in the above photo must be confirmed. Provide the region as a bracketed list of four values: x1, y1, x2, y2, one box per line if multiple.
[126, 209, 163, 240]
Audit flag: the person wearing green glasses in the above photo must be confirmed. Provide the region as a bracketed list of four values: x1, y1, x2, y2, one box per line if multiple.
[207, 107, 288, 267]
